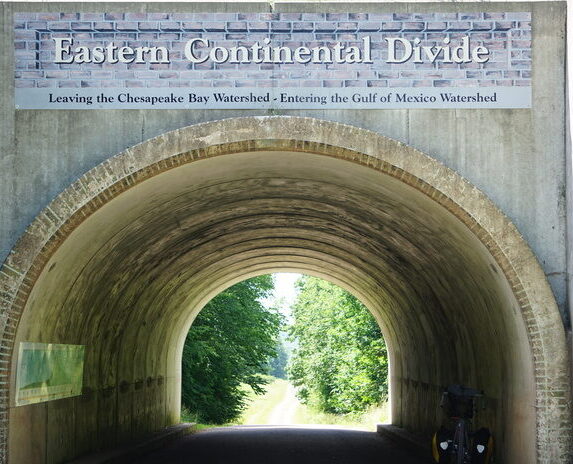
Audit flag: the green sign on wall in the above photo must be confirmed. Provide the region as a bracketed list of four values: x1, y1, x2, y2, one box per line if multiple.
[15, 342, 85, 406]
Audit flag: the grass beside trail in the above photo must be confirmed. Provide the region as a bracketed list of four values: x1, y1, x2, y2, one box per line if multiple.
[180, 375, 286, 428]
[292, 401, 389, 431]
[182, 377, 389, 431]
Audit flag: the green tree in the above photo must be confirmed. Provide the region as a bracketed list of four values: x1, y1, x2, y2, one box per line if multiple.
[181, 275, 282, 424]
[288, 276, 388, 414]
[268, 337, 288, 379]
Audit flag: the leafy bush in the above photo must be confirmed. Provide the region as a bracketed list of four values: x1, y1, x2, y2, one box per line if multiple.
[288, 276, 388, 414]
[181, 275, 282, 424]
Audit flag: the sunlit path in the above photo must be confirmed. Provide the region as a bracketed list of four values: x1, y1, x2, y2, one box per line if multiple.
[267, 382, 299, 425]
[136, 427, 428, 464]
[240, 378, 299, 426]
[239, 378, 387, 430]
[241, 380, 307, 427]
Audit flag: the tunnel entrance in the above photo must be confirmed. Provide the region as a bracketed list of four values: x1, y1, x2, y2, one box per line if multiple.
[0, 117, 570, 464]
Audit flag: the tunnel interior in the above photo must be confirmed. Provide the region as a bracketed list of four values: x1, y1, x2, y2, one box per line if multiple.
[8, 148, 535, 464]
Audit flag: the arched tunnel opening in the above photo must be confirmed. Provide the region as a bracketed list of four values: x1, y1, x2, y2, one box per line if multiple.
[180, 272, 390, 430]
[2, 118, 568, 464]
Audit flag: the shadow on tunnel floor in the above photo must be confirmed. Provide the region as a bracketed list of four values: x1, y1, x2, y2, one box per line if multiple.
[134, 425, 431, 464]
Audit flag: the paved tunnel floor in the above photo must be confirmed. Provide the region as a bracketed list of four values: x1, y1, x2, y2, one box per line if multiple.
[136, 425, 431, 464]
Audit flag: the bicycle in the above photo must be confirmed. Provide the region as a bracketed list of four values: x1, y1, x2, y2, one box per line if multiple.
[431, 384, 493, 464]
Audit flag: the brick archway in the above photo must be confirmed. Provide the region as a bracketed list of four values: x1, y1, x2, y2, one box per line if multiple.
[0, 116, 570, 463]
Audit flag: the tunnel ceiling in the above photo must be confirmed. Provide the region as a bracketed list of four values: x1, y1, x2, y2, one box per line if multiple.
[18, 151, 523, 397]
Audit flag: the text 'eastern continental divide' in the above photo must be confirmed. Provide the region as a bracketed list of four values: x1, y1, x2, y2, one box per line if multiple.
[53, 36, 490, 65]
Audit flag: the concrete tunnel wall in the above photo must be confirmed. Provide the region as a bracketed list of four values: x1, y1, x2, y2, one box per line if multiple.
[1, 117, 570, 464]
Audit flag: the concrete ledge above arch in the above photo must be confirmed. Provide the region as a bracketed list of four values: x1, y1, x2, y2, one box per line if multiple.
[0, 117, 570, 464]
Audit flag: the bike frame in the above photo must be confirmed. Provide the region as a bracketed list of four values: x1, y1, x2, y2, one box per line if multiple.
[452, 417, 471, 464]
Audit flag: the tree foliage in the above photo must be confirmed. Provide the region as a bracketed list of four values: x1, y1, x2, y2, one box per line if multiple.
[288, 276, 388, 414]
[181, 275, 282, 424]
[268, 337, 288, 379]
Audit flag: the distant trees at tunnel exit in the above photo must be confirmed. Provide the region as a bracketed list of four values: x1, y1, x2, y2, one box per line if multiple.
[288, 276, 388, 415]
[181, 274, 388, 424]
[181, 275, 282, 424]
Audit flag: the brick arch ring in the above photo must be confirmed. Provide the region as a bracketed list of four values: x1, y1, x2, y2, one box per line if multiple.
[0, 116, 570, 462]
